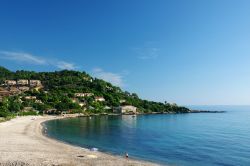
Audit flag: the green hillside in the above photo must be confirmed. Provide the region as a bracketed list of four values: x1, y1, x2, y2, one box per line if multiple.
[0, 66, 189, 117]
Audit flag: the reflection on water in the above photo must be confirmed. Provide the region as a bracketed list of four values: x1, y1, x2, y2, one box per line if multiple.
[121, 115, 137, 127]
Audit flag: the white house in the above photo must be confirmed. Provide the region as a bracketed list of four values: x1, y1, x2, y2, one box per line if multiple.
[24, 96, 37, 100]
[119, 99, 126, 103]
[79, 102, 86, 107]
[5, 80, 17, 86]
[74, 93, 94, 97]
[35, 99, 43, 104]
[113, 105, 137, 114]
[30, 80, 42, 87]
[95, 96, 105, 102]
[17, 79, 29, 85]
[18, 86, 30, 91]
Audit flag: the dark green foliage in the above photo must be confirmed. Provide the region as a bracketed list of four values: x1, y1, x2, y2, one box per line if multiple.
[0, 66, 14, 84]
[0, 98, 11, 117]
[19, 111, 38, 116]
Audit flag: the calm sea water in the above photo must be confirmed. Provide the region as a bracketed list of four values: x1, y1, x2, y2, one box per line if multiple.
[44, 106, 250, 166]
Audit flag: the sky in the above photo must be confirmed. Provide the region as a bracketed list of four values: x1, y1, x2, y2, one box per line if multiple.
[0, 0, 250, 105]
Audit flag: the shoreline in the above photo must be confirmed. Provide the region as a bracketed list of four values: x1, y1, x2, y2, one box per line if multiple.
[56, 109, 227, 118]
[0, 115, 159, 166]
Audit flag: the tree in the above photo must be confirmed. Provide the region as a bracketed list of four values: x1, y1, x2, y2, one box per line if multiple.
[0, 98, 10, 117]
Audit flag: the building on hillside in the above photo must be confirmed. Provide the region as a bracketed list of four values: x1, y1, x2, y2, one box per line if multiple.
[17, 79, 29, 85]
[95, 96, 105, 102]
[9, 87, 20, 94]
[24, 96, 37, 100]
[104, 106, 112, 110]
[18, 98, 23, 103]
[35, 99, 43, 104]
[30, 80, 42, 87]
[119, 99, 126, 103]
[71, 98, 78, 103]
[44, 109, 58, 114]
[0, 88, 9, 102]
[74, 93, 94, 97]
[83, 77, 93, 82]
[0, 87, 6, 91]
[0, 90, 10, 97]
[113, 105, 137, 114]
[5, 80, 17, 86]
[106, 86, 113, 90]
[79, 102, 86, 107]
[18, 86, 30, 91]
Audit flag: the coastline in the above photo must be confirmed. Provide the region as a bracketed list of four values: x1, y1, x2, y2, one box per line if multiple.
[0, 115, 159, 166]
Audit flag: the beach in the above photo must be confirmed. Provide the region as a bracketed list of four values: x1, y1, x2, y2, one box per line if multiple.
[0, 116, 158, 166]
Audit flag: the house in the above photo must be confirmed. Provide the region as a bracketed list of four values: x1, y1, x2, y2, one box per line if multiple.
[30, 80, 42, 87]
[5, 80, 17, 86]
[74, 93, 94, 97]
[18, 98, 23, 103]
[83, 77, 93, 82]
[113, 105, 137, 114]
[119, 99, 126, 103]
[9, 87, 20, 94]
[35, 99, 43, 104]
[17, 79, 29, 85]
[106, 86, 113, 90]
[18, 86, 30, 91]
[104, 106, 112, 110]
[0, 89, 10, 97]
[79, 102, 86, 107]
[71, 98, 78, 103]
[95, 96, 105, 102]
[24, 96, 37, 100]
[44, 109, 59, 115]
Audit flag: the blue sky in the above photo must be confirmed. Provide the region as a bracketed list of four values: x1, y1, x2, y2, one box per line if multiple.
[0, 0, 250, 105]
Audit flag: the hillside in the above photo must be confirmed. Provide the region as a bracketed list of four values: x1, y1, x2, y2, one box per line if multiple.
[0, 66, 189, 117]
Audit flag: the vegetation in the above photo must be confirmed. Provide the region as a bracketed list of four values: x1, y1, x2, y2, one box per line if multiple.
[0, 66, 190, 117]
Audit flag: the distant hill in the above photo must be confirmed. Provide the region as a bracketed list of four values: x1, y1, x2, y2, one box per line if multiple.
[0, 66, 189, 117]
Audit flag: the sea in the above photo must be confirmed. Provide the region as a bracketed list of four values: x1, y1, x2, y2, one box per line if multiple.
[44, 106, 250, 166]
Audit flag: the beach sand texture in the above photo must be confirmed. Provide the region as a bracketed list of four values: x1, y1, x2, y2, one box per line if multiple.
[0, 116, 158, 166]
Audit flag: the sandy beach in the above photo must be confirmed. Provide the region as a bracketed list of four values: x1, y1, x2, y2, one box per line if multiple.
[0, 116, 158, 166]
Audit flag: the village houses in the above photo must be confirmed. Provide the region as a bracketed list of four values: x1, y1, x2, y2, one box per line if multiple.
[2, 79, 42, 88]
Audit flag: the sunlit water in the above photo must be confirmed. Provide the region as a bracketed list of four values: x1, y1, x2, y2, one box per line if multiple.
[44, 106, 250, 166]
